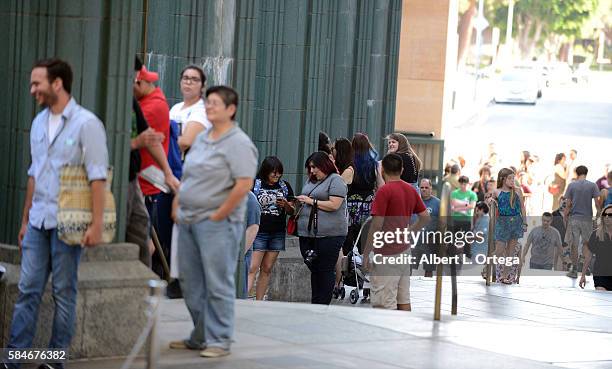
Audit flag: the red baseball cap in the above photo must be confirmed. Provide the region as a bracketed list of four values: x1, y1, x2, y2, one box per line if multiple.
[136, 66, 159, 83]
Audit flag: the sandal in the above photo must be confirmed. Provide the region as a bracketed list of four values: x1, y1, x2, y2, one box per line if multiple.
[500, 277, 513, 285]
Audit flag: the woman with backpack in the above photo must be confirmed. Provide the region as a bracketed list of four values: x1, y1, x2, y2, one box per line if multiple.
[248, 156, 295, 300]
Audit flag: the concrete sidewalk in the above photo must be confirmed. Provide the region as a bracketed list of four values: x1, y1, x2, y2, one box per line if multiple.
[62, 276, 612, 369]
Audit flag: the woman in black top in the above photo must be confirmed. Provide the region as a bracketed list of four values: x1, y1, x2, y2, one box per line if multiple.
[472, 166, 492, 202]
[248, 156, 295, 300]
[333, 138, 355, 184]
[343, 133, 379, 256]
[580, 204, 612, 291]
[385, 133, 422, 192]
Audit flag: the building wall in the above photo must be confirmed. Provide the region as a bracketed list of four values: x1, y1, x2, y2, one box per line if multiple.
[0, 0, 139, 244]
[394, 0, 456, 138]
[0, 0, 402, 243]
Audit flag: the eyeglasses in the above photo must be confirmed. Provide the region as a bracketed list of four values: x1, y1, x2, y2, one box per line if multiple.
[270, 172, 282, 177]
[603, 213, 612, 217]
[181, 76, 201, 84]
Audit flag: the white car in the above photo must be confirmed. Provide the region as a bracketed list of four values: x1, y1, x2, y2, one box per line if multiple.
[494, 70, 539, 105]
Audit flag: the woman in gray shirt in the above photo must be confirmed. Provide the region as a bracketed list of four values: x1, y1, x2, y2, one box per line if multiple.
[171, 86, 257, 358]
[296, 151, 348, 304]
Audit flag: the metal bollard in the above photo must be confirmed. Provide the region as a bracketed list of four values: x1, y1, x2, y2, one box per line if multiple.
[146, 279, 166, 369]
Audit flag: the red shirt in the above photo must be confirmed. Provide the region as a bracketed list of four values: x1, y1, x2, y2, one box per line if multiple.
[137, 87, 170, 195]
[370, 180, 426, 255]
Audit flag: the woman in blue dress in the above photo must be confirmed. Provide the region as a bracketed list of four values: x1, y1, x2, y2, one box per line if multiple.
[489, 168, 527, 284]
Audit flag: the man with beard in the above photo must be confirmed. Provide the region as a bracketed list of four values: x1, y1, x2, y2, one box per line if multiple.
[2, 58, 108, 369]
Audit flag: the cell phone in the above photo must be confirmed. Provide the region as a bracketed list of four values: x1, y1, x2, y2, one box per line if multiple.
[286, 195, 296, 201]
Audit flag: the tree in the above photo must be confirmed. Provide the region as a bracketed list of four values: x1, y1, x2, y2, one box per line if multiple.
[488, 0, 599, 60]
[457, 0, 478, 67]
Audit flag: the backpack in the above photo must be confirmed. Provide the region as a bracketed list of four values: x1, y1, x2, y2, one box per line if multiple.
[167, 120, 183, 179]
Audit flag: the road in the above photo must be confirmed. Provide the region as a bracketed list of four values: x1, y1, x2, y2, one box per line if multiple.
[444, 71, 612, 212]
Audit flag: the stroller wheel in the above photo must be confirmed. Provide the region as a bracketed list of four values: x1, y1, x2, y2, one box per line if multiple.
[349, 289, 359, 304]
[340, 287, 346, 299]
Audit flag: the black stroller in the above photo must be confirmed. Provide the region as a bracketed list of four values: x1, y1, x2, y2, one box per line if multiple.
[334, 217, 372, 304]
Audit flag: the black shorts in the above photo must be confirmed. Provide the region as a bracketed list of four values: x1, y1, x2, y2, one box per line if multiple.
[593, 276, 612, 291]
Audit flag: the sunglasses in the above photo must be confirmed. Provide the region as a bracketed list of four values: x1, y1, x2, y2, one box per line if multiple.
[603, 213, 612, 217]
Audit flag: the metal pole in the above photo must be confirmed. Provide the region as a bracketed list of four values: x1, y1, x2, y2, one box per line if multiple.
[434, 182, 452, 321]
[146, 280, 166, 369]
[151, 227, 171, 281]
[486, 200, 497, 285]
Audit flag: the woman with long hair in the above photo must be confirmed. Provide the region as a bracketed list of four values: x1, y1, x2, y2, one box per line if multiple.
[551, 153, 567, 210]
[333, 138, 354, 184]
[579, 204, 612, 291]
[296, 152, 348, 304]
[248, 156, 295, 300]
[488, 168, 527, 284]
[331, 133, 379, 295]
[385, 132, 422, 192]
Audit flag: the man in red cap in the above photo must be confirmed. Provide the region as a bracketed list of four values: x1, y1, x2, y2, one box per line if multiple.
[133, 65, 174, 277]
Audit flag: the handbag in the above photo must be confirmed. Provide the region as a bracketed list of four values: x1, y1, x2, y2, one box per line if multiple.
[287, 207, 300, 236]
[548, 183, 560, 195]
[57, 165, 117, 245]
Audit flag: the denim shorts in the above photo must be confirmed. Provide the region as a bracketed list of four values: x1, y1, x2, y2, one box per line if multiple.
[253, 231, 286, 252]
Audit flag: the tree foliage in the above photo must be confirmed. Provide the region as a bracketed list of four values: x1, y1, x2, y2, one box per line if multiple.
[487, 0, 599, 59]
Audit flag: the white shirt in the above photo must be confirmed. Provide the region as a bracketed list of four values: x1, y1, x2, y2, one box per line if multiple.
[169, 99, 210, 135]
[48, 113, 62, 142]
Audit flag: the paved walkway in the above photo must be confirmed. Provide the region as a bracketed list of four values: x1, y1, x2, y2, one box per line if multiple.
[61, 276, 612, 369]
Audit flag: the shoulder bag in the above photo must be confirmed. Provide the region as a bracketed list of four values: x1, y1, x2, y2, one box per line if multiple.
[57, 164, 117, 245]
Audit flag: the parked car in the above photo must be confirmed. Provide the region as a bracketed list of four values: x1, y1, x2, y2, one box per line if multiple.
[513, 64, 544, 98]
[546, 63, 574, 86]
[494, 69, 539, 105]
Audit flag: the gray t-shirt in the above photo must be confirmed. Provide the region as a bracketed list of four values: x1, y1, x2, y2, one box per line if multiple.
[178, 126, 258, 224]
[297, 173, 348, 237]
[527, 225, 561, 266]
[565, 179, 599, 217]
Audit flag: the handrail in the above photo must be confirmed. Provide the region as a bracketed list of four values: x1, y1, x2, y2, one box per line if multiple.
[433, 181, 457, 320]
[485, 199, 497, 285]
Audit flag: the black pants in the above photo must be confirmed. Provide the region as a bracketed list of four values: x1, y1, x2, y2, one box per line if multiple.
[299, 236, 345, 305]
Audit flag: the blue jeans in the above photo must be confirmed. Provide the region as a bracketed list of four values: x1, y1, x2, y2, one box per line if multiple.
[178, 219, 244, 350]
[7, 224, 81, 368]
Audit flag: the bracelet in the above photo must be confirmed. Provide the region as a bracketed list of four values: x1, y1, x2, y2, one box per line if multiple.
[313, 199, 318, 207]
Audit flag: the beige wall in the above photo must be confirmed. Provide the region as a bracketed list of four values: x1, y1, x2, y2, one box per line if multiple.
[395, 0, 457, 138]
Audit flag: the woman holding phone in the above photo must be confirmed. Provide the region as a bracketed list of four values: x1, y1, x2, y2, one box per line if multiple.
[248, 156, 295, 300]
